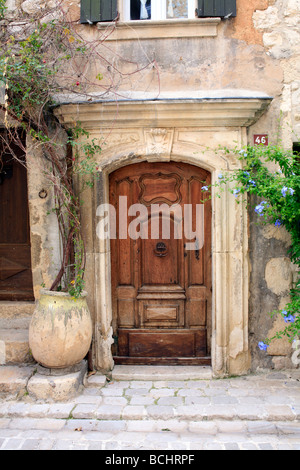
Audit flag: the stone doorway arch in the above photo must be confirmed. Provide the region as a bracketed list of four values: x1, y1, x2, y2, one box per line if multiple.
[56, 94, 272, 376]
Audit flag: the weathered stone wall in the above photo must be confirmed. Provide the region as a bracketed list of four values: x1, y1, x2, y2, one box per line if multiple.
[249, 196, 296, 370]
[249, 0, 300, 370]
[2, 0, 298, 372]
[25, 136, 63, 300]
[253, 0, 300, 145]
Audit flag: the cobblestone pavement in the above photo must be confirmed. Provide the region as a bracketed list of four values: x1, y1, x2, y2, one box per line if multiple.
[0, 368, 299, 450]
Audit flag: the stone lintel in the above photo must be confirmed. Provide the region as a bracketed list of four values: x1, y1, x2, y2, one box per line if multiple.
[55, 95, 272, 130]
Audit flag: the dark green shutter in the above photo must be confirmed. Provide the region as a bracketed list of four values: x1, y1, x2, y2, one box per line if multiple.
[197, 0, 236, 18]
[101, 0, 117, 21]
[80, 0, 117, 24]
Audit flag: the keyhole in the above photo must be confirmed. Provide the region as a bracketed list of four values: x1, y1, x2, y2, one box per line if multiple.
[154, 242, 168, 257]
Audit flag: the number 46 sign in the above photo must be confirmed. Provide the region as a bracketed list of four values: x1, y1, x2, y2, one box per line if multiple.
[254, 134, 268, 146]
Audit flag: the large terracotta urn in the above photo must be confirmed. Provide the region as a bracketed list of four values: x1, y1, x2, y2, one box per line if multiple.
[29, 289, 93, 369]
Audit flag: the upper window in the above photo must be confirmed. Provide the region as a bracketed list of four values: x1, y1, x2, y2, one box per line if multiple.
[80, 0, 236, 24]
[123, 0, 197, 22]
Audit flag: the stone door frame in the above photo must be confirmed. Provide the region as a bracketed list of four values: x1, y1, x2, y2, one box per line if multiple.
[56, 96, 272, 376]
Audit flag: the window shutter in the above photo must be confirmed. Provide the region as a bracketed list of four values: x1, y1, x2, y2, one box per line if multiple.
[197, 0, 236, 18]
[80, 0, 117, 24]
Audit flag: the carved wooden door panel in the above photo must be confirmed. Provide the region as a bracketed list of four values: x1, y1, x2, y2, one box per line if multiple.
[110, 162, 211, 365]
[0, 132, 34, 300]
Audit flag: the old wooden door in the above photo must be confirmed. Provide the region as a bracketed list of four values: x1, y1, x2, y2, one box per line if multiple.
[0, 131, 34, 300]
[110, 162, 211, 365]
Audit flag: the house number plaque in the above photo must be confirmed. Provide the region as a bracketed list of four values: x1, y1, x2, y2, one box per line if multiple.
[254, 134, 268, 146]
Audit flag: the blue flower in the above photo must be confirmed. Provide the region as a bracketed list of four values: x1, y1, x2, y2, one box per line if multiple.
[258, 342, 269, 351]
[233, 189, 240, 197]
[248, 179, 256, 187]
[255, 204, 264, 215]
[201, 186, 208, 192]
[275, 219, 282, 227]
[286, 315, 295, 323]
[284, 315, 295, 323]
[281, 186, 294, 197]
[282, 310, 295, 323]
[255, 201, 268, 216]
[218, 174, 223, 179]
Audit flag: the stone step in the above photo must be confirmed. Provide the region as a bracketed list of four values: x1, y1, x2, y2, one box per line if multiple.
[0, 317, 31, 329]
[0, 365, 36, 397]
[0, 302, 35, 365]
[111, 365, 213, 381]
[1, 366, 299, 426]
[0, 368, 299, 424]
[0, 328, 34, 365]
[0, 301, 35, 320]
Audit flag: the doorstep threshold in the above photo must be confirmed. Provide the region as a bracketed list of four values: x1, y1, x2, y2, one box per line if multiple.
[111, 365, 212, 381]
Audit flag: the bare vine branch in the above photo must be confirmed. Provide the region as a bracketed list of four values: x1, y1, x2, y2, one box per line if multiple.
[0, 0, 159, 296]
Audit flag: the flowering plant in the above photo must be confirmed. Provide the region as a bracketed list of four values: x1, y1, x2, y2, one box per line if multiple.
[216, 143, 299, 350]
[0, 14, 101, 297]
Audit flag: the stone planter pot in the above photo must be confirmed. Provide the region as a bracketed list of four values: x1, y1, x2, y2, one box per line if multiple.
[29, 289, 93, 369]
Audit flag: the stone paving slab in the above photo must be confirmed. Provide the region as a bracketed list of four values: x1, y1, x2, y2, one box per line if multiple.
[0, 420, 299, 450]
[0, 367, 299, 450]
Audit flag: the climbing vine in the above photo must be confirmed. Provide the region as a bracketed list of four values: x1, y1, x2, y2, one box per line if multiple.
[0, 0, 158, 297]
[214, 143, 300, 348]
